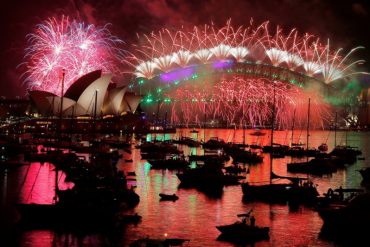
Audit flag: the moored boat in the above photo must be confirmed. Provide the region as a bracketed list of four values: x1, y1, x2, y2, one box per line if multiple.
[216, 211, 269, 243]
[359, 167, 370, 181]
[130, 237, 190, 247]
[159, 193, 179, 201]
[318, 192, 370, 232]
[242, 172, 318, 204]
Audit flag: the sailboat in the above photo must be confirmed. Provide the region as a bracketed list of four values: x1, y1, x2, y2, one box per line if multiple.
[287, 99, 335, 175]
[241, 86, 318, 204]
[328, 112, 362, 164]
[287, 109, 305, 157]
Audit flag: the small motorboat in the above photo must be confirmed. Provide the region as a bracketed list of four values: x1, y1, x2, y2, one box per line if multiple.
[190, 128, 199, 133]
[359, 167, 370, 181]
[250, 130, 266, 136]
[216, 210, 269, 243]
[159, 193, 179, 201]
[119, 213, 142, 224]
[130, 237, 190, 247]
[318, 143, 328, 152]
[125, 159, 133, 162]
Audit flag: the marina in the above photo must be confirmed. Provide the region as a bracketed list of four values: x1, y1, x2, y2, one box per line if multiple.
[0, 128, 369, 246]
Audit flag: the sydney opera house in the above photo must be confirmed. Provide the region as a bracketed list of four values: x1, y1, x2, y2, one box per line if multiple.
[22, 70, 146, 133]
[29, 70, 142, 117]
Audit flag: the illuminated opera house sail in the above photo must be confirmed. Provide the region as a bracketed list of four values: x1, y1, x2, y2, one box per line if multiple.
[29, 70, 142, 117]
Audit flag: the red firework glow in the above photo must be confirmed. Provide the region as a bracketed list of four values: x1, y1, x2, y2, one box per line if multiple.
[21, 16, 124, 95]
[127, 20, 367, 83]
[127, 20, 368, 128]
[166, 77, 330, 129]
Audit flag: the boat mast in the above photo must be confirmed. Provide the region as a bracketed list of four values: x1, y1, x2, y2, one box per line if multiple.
[306, 98, 311, 179]
[56, 69, 65, 202]
[306, 98, 311, 152]
[291, 108, 296, 146]
[164, 111, 168, 132]
[93, 89, 98, 138]
[156, 100, 160, 125]
[203, 102, 206, 142]
[334, 112, 337, 147]
[70, 105, 74, 144]
[270, 82, 276, 185]
[243, 121, 246, 146]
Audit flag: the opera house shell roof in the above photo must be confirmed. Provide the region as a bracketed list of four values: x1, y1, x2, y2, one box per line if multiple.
[29, 70, 142, 117]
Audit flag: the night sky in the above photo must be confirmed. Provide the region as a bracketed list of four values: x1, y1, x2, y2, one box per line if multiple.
[1, 0, 370, 97]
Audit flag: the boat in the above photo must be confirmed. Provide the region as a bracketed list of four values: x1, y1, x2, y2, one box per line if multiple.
[173, 137, 201, 147]
[159, 193, 179, 201]
[249, 143, 262, 149]
[188, 153, 229, 163]
[262, 143, 289, 154]
[118, 213, 142, 224]
[148, 155, 190, 170]
[286, 144, 305, 157]
[125, 159, 133, 162]
[224, 164, 246, 174]
[242, 93, 318, 204]
[190, 128, 199, 134]
[241, 172, 318, 203]
[318, 143, 328, 152]
[202, 137, 226, 149]
[250, 130, 266, 136]
[287, 157, 337, 175]
[329, 145, 361, 164]
[359, 167, 370, 181]
[318, 192, 370, 233]
[316, 187, 364, 208]
[224, 146, 263, 164]
[177, 164, 243, 187]
[216, 211, 269, 243]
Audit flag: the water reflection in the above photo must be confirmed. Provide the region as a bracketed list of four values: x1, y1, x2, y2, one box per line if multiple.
[1, 129, 369, 246]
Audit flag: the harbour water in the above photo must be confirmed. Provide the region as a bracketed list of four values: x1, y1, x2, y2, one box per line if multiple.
[1, 129, 369, 246]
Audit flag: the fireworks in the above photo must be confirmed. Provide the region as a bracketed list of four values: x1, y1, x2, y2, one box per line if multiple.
[126, 20, 367, 83]
[21, 15, 124, 95]
[20, 17, 367, 128]
[159, 76, 330, 129]
[124, 20, 369, 127]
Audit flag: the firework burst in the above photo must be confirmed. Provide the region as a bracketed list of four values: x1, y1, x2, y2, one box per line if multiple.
[126, 20, 367, 83]
[164, 77, 331, 129]
[21, 15, 124, 95]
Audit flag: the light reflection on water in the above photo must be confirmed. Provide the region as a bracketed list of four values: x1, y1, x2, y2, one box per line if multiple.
[0, 129, 369, 247]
